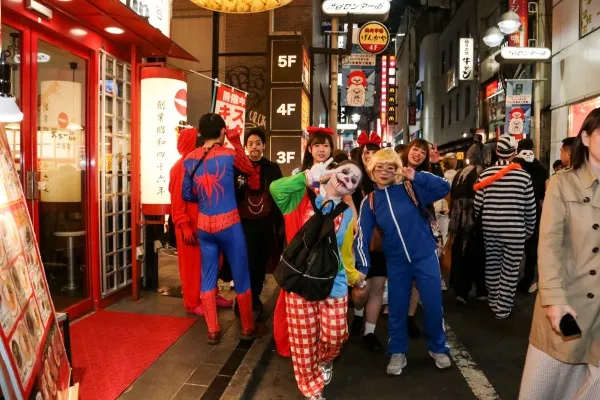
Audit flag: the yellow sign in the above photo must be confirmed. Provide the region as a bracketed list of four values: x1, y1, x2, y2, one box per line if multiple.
[191, 0, 293, 13]
[301, 90, 310, 130]
[457, 152, 464, 160]
[358, 21, 390, 55]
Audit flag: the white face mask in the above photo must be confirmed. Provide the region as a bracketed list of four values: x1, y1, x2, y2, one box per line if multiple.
[325, 164, 363, 197]
[517, 150, 535, 163]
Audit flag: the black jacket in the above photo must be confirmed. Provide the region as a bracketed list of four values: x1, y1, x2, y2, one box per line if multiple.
[514, 158, 548, 226]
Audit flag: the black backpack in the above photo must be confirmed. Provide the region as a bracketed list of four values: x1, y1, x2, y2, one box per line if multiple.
[274, 189, 349, 301]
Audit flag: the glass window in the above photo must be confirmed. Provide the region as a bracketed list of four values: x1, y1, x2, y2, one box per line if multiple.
[36, 40, 88, 310]
[99, 51, 133, 297]
[449, 41, 454, 67]
[2, 24, 22, 180]
[441, 105, 445, 129]
[448, 99, 452, 126]
[456, 94, 460, 121]
[465, 86, 471, 118]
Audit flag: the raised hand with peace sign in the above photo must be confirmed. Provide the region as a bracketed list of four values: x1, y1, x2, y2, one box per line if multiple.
[306, 158, 334, 185]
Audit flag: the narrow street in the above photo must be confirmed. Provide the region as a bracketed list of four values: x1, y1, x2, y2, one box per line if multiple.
[250, 292, 535, 400]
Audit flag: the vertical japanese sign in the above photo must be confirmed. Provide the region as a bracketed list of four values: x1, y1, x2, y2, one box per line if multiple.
[504, 79, 532, 140]
[508, 0, 528, 47]
[459, 38, 474, 81]
[387, 56, 397, 125]
[380, 55, 388, 126]
[213, 85, 248, 140]
[0, 126, 71, 400]
[140, 68, 187, 213]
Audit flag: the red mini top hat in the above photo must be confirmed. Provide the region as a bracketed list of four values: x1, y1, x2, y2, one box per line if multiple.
[356, 131, 382, 147]
[306, 126, 334, 136]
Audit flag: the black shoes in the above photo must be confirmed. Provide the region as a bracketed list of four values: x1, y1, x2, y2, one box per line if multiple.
[362, 333, 384, 352]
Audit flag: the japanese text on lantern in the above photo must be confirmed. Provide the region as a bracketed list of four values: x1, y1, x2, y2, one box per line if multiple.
[155, 100, 167, 197]
[213, 85, 248, 137]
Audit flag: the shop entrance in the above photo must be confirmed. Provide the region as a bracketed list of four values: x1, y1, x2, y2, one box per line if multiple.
[2, 21, 93, 316]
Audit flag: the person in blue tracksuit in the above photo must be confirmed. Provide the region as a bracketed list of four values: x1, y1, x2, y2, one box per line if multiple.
[354, 148, 452, 375]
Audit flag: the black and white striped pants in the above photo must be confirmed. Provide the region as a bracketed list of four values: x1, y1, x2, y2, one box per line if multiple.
[483, 237, 525, 317]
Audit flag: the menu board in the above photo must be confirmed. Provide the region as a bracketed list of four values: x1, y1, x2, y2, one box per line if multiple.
[0, 126, 71, 399]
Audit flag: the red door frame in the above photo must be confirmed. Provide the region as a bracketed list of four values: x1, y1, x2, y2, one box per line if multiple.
[2, 12, 97, 319]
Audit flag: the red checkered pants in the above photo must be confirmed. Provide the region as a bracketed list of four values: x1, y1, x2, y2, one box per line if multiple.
[285, 291, 348, 397]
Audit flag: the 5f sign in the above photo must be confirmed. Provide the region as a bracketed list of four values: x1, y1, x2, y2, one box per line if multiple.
[278, 55, 297, 68]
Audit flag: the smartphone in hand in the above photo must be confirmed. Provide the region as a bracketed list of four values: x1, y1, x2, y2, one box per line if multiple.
[560, 314, 582, 338]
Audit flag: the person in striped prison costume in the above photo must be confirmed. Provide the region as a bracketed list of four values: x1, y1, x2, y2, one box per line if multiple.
[473, 134, 537, 320]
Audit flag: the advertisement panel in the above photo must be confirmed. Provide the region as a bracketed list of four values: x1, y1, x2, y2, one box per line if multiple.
[504, 79, 532, 140]
[458, 38, 474, 81]
[507, 0, 528, 47]
[0, 126, 71, 400]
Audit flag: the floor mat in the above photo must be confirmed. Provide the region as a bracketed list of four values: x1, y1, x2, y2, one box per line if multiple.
[70, 310, 195, 399]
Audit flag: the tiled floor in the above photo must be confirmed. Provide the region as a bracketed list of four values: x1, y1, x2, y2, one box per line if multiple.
[110, 268, 278, 400]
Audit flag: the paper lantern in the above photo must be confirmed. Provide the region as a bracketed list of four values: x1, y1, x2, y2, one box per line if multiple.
[191, 0, 293, 13]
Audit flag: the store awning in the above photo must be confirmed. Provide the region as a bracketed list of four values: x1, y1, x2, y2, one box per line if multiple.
[42, 0, 197, 61]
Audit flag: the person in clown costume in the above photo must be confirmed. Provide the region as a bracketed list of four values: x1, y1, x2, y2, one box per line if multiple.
[271, 128, 365, 400]
[182, 113, 265, 344]
[354, 148, 452, 375]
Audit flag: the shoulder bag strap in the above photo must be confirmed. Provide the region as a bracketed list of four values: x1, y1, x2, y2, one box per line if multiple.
[190, 143, 217, 177]
[404, 180, 420, 210]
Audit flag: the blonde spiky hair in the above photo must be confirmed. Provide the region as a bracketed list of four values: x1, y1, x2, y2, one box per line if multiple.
[366, 148, 403, 183]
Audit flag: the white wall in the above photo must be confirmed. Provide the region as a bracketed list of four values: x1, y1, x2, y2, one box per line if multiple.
[550, 0, 600, 162]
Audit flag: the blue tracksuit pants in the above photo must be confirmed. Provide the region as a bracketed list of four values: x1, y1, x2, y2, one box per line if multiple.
[198, 223, 251, 294]
[387, 252, 448, 356]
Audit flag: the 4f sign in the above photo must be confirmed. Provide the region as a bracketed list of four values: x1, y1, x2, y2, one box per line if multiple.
[322, 0, 390, 21]
[277, 103, 296, 116]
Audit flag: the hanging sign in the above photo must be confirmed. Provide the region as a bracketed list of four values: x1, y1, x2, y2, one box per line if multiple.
[342, 68, 376, 107]
[507, 0, 528, 47]
[0, 127, 72, 400]
[191, 0, 292, 13]
[341, 52, 376, 66]
[358, 21, 390, 55]
[213, 84, 248, 137]
[140, 67, 187, 214]
[499, 47, 551, 63]
[123, 0, 173, 37]
[459, 38, 474, 81]
[321, 0, 390, 20]
[505, 79, 533, 140]
[270, 38, 310, 93]
[270, 87, 305, 132]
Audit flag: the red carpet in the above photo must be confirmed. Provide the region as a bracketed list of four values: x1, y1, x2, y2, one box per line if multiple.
[71, 310, 195, 400]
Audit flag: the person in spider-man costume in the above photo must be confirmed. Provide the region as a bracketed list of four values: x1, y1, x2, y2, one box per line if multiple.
[169, 126, 234, 317]
[182, 113, 267, 344]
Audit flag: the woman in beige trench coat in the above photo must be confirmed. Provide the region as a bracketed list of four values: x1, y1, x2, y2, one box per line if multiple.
[520, 108, 600, 399]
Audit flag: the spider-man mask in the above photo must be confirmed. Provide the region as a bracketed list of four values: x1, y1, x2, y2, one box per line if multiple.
[327, 163, 362, 196]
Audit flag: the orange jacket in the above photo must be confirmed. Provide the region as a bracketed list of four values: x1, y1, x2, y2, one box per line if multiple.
[169, 127, 199, 231]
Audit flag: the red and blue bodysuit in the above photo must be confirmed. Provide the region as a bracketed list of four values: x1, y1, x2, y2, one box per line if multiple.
[182, 131, 259, 338]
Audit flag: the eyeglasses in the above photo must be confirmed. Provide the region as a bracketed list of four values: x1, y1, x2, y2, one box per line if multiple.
[374, 164, 397, 173]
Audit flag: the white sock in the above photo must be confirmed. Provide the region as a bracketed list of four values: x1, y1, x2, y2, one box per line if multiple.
[354, 308, 364, 317]
[364, 322, 376, 335]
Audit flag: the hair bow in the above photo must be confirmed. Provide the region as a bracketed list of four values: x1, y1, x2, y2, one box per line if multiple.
[356, 131, 382, 147]
[306, 126, 334, 136]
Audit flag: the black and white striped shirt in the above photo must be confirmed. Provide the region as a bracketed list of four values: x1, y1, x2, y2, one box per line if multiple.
[474, 160, 537, 241]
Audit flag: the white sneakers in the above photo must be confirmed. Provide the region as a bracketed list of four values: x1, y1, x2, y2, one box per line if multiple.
[387, 352, 452, 375]
[387, 353, 408, 375]
[429, 351, 452, 369]
[321, 361, 333, 385]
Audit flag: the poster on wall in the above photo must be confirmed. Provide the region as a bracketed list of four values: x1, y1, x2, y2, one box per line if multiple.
[581, 0, 600, 37]
[213, 84, 248, 139]
[341, 67, 376, 107]
[504, 79, 532, 140]
[569, 96, 600, 137]
[507, 0, 528, 47]
[0, 126, 71, 400]
[140, 69, 187, 212]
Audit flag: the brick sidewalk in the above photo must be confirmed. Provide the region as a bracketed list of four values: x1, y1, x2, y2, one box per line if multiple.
[111, 275, 278, 400]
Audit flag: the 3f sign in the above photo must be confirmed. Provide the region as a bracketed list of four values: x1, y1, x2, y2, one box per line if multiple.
[277, 151, 295, 164]
[277, 103, 296, 116]
[278, 55, 297, 68]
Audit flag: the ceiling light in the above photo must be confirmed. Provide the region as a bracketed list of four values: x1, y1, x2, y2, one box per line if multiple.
[483, 27, 504, 47]
[0, 97, 24, 123]
[498, 11, 521, 34]
[397, 33, 406, 37]
[105, 27, 125, 35]
[351, 113, 361, 123]
[70, 28, 87, 36]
